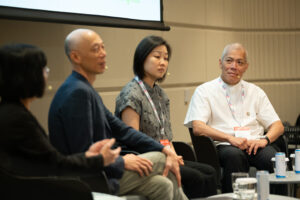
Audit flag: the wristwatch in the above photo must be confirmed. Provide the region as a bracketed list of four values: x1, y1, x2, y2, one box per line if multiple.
[260, 135, 270, 145]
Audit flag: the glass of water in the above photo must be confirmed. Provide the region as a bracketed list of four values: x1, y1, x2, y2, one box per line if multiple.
[236, 177, 257, 200]
[231, 172, 249, 198]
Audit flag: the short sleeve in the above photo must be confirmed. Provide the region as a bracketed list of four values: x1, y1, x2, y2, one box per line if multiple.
[184, 85, 212, 127]
[115, 81, 143, 118]
[256, 87, 280, 129]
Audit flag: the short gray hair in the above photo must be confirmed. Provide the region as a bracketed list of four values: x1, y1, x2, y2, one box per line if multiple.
[221, 43, 248, 63]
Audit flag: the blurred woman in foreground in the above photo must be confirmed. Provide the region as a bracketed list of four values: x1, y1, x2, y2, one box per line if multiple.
[0, 43, 120, 180]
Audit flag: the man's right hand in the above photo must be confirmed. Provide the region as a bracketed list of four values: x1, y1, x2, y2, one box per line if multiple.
[228, 136, 248, 150]
[162, 147, 182, 187]
[123, 154, 153, 177]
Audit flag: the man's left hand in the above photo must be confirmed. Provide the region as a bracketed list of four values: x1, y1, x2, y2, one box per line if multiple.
[247, 139, 268, 155]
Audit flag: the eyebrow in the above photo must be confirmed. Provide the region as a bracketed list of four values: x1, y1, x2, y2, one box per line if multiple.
[225, 57, 244, 60]
[152, 50, 168, 55]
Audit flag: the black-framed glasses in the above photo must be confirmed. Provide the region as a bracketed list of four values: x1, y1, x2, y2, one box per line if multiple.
[224, 57, 246, 67]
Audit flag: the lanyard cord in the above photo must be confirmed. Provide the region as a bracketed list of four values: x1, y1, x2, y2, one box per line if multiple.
[218, 77, 245, 127]
[134, 76, 165, 136]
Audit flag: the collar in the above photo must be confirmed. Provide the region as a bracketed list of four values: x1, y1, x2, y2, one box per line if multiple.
[72, 70, 91, 86]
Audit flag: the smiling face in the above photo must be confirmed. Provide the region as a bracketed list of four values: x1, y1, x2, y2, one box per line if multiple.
[143, 45, 169, 85]
[219, 46, 248, 85]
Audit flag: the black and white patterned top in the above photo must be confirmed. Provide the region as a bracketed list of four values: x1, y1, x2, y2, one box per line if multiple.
[115, 78, 173, 142]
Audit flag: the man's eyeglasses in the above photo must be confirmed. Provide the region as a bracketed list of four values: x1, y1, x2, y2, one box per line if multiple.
[224, 58, 246, 66]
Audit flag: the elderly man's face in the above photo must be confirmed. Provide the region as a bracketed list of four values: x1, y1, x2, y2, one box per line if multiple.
[219, 48, 248, 85]
[75, 31, 107, 75]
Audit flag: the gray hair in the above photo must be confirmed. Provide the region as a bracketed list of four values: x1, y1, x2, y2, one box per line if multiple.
[221, 43, 248, 63]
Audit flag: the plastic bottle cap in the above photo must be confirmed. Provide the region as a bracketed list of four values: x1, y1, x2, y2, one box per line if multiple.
[271, 157, 289, 161]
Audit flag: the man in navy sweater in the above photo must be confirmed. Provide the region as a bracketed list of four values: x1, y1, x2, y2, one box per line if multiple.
[48, 28, 187, 200]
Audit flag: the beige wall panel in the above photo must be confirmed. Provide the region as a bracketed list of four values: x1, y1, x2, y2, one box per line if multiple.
[237, 0, 298, 29]
[165, 0, 299, 29]
[205, 30, 225, 81]
[93, 28, 161, 88]
[99, 91, 119, 113]
[296, 0, 300, 28]
[257, 82, 300, 125]
[164, 0, 206, 25]
[205, 0, 225, 27]
[232, 32, 300, 80]
[163, 87, 197, 144]
[162, 27, 207, 84]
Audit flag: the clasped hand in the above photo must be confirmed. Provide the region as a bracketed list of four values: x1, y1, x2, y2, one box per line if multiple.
[229, 137, 268, 155]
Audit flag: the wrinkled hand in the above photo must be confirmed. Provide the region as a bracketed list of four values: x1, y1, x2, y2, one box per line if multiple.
[177, 155, 184, 166]
[228, 136, 248, 150]
[123, 154, 153, 177]
[162, 147, 181, 187]
[247, 139, 268, 155]
[86, 138, 121, 166]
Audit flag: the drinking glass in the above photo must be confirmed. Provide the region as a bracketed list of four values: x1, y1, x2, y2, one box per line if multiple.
[231, 172, 249, 198]
[236, 177, 257, 200]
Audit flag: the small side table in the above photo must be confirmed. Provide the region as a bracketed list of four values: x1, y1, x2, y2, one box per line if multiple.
[269, 171, 300, 197]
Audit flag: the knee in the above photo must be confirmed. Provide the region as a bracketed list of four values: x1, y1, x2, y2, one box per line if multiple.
[141, 151, 166, 164]
[159, 177, 174, 193]
[150, 176, 174, 199]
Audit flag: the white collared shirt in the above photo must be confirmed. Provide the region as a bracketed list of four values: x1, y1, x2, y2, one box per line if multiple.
[184, 77, 280, 145]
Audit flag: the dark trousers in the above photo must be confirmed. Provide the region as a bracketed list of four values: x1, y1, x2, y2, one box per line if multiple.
[217, 145, 277, 193]
[180, 160, 217, 198]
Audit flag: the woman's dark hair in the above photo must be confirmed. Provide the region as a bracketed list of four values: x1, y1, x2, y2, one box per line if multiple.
[0, 43, 47, 102]
[133, 35, 171, 82]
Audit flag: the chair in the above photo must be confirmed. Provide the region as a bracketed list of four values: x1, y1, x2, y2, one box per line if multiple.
[0, 167, 148, 200]
[172, 141, 197, 162]
[0, 167, 94, 200]
[188, 128, 290, 185]
[188, 128, 221, 184]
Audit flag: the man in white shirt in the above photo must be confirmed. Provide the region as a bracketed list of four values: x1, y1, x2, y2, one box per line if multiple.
[184, 43, 284, 192]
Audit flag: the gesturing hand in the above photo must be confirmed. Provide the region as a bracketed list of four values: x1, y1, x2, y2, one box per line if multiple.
[86, 138, 121, 166]
[123, 154, 153, 177]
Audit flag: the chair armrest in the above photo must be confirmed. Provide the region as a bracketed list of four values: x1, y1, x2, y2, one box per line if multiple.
[188, 128, 221, 183]
[172, 141, 196, 162]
